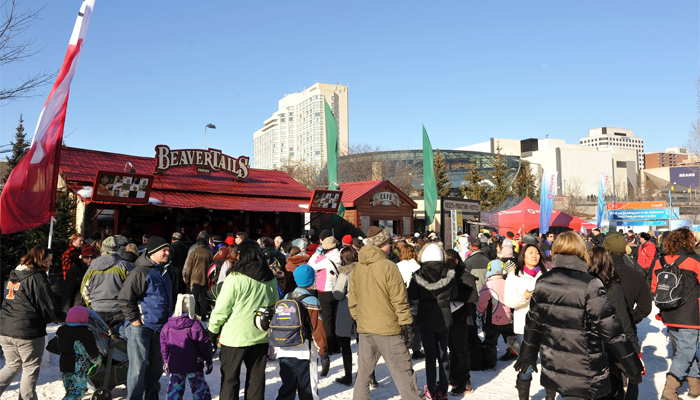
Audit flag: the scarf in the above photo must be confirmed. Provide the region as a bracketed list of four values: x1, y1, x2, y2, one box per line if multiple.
[523, 265, 540, 277]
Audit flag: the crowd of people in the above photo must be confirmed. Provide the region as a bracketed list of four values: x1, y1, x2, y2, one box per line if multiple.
[1, 224, 700, 400]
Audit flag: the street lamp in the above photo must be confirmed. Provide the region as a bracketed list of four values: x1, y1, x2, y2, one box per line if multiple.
[204, 123, 216, 149]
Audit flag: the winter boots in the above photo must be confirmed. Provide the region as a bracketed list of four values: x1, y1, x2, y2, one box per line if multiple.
[544, 387, 557, 400]
[661, 374, 682, 400]
[515, 378, 531, 400]
[335, 352, 353, 386]
[689, 376, 700, 398]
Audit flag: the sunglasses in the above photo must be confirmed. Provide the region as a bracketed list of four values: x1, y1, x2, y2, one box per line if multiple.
[83, 256, 96, 260]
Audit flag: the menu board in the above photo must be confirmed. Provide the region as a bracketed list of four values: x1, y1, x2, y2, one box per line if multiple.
[308, 189, 343, 213]
[91, 171, 154, 204]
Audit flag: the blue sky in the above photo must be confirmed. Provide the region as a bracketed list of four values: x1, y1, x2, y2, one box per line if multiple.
[1, 1, 698, 161]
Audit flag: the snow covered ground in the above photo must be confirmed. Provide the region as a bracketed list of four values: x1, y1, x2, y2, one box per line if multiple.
[0, 306, 688, 399]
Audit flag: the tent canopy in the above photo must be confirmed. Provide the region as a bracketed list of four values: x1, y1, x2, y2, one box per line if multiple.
[488, 197, 591, 235]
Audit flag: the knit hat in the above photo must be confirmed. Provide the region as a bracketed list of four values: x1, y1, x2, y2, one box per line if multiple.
[121, 230, 131, 238]
[486, 260, 504, 279]
[66, 306, 90, 324]
[322, 236, 337, 250]
[366, 226, 391, 247]
[603, 233, 627, 255]
[225, 236, 235, 246]
[420, 243, 444, 262]
[502, 240, 514, 258]
[102, 236, 119, 254]
[319, 230, 333, 241]
[146, 236, 169, 256]
[342, 235, 352, 245]
[293, 264, 316, 288]
[82, 245, 97, 258]
[292, 238, 306, 250]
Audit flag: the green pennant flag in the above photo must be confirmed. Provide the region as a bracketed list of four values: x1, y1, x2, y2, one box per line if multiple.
[422, 125, 437, 226]
[324, 99, 345, 220]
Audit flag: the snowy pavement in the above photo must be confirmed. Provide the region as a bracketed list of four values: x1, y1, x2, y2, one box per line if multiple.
[0, 306, 687, 399]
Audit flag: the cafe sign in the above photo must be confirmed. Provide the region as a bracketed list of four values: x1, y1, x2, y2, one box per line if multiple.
[154, 145, 250, 180]
[371, 191, 399, 207]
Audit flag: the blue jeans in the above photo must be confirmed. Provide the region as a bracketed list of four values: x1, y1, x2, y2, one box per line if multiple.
[517, 334, 534, 381]
[123, 324, 164, 400]
[668, 327, 700, 381]
[421, 328, 450, 395]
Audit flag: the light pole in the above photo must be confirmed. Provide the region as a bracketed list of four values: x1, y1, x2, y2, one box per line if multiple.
[205, 123, 216, 149]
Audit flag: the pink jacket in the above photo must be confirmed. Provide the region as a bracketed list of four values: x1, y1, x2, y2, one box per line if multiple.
[477, 276, 512, 326]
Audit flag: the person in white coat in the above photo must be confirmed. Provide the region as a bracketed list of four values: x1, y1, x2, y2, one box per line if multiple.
[503, 243, 548, 399]
[308, 236, 342, 354]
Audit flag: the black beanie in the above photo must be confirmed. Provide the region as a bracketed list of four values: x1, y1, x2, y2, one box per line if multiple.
[146, 236, 169, 256]
[319, 230, 332, 240]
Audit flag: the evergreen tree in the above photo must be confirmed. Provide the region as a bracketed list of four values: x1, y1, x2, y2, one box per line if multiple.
[433, 149, 452, 197]
[485, 146, 511, 210]
[461, 161, 489, 207]
[5, 113, 29, 181]
[512, 159, 540, 203]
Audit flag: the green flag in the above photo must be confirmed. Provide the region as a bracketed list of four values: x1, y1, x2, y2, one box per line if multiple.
[324, 99, 345, 219]
[422, 125, 437, 226]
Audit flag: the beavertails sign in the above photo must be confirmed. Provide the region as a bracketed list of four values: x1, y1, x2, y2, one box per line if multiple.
[154, 145, 250, 180]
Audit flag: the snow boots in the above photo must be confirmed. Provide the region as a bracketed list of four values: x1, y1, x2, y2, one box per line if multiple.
[544, 387, 557, 400]
[661, 374, 682, 400]
[335, 352, 353, 386]
[689, 376, 700, 398]
[515, 378, 530, 400]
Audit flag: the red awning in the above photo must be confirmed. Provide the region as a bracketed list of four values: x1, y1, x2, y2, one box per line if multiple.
[488, 197, 589, 234]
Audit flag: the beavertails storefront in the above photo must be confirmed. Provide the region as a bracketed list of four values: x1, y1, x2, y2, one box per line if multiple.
[338, 180, 417, 237]
[59, 146, 312, 243]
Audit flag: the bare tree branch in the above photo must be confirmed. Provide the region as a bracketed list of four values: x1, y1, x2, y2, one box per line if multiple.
[0, 0, 57, 104]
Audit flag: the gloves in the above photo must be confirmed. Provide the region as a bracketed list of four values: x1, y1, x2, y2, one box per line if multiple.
[163, 363, 169, 375]
[639, 353, 646, 376]
[401, 324, 415, 350]
[320, 353, 330, 377]
[205, 362, 213, 375]
[629, 374, 643, 385]
[208, 330, 219, 354]
[513, 358, 538, 374]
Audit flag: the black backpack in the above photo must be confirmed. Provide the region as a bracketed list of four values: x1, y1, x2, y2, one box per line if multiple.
[654, 254, 689, 311]
[268, 293, 312, 348]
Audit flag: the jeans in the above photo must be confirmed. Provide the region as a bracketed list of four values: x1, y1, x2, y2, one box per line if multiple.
[667, 327, 700, 380]
[0, 336, 44, 400]
[219, 343, 268, 400]
[354, 334, 422, 400]
[517, 334, 534, 381]
[421, 328, 450, 396]
[123, 324, 164, 400]
[95, 310, 123, 326]
[448, 323, 471, 387]
[277, 358, 312, 400]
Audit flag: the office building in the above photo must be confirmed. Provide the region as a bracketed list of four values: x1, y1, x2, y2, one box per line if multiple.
[644, 147, 690, 168]
[253, 83, 349, 170]
[579, 127, 645, 169]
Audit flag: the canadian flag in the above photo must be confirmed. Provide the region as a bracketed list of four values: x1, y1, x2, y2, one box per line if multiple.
[0, 0, 95, 234]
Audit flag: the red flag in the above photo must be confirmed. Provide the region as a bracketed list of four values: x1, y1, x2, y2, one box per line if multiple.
[0, 1, 95, 234]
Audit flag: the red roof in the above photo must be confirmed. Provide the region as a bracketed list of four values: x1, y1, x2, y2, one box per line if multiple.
[61, 147, 311, 211]
[339, 180, 417, 208]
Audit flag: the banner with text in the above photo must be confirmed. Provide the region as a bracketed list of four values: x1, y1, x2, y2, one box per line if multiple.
[539, 170, 558, 234]
[597, 173, 609, 228]
[609, 208, 679, 220]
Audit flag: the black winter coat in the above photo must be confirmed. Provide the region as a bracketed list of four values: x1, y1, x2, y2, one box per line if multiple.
[451, 266, 479, 325]
[408, 261, 458, 333]
[611, 254, 652, 325]
[56, 324, 100, 373]
[62, 261, 87, 312]
[606, 282, 640, 353]
[520, 254, 643, 399]
[0, 266, 56, 339]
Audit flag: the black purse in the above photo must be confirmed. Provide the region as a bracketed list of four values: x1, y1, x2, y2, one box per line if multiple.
[46, 336, 60, 355]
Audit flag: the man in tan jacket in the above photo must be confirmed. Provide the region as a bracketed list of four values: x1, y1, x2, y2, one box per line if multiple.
[184, 238, 213, 319]
[348, 227, 422, 400]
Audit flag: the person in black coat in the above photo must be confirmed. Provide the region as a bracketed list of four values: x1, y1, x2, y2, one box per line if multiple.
[408, 244, 458, 399]
[589, 247, 642, 400]
[515, 232, 643, 400]
[62, 245, 96, 312]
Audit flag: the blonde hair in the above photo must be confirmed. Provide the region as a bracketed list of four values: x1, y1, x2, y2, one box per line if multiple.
[125, 243, 139, 255]
[551, 231, 591, 266]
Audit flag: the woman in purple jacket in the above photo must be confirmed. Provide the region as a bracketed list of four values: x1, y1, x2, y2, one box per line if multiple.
[160, 294, 213, 400]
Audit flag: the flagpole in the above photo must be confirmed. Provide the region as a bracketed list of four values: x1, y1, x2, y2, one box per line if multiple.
[47, 217, 56, 249]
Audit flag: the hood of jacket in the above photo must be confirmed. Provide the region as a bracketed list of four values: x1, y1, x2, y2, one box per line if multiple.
[287, 254, 310, 266]
[234, 260, 274, 283]
[338, 262, 356, 275]
[91, 253, 125, 272]
[120, 251, 138, 263]
[313, 248, 341, 268]
[552, 254, 589, 273]
[415, 266, 455, 291]
[10, 265, 42, 282]
[166, 314, 196, 330]
[358, 245, 389, 265]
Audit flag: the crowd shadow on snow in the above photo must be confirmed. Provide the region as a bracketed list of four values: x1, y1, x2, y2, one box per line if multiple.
[636, 317, 660, 344]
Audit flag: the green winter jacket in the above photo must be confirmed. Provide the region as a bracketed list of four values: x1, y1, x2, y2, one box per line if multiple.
[208, 260, 279, 347]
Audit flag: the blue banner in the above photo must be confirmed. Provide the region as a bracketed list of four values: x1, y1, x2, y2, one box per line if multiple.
[609, 208, 679, 220]
[539, 170, 557, 234]
[622, 220, 668, 227]
[596, 173, 609, 228]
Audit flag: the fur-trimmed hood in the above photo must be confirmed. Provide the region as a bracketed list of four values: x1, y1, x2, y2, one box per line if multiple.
[338, 262, 356, 276]
[414, 268, 455, 292]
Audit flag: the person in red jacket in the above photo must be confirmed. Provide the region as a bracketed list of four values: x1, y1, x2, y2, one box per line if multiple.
[62, 233, 84, 280]
[651, 228, 700, 400]
[636, 232, 657, 270]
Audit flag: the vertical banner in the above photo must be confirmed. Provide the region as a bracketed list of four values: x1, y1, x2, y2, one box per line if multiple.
[324, 99, 344, 222]
[597, 173, 609, 228]
[422, 125, 438, 226]
[539, 170, 558, 234]
[450, 209, 458, 247]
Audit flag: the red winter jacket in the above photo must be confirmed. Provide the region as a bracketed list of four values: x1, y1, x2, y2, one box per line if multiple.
[637, 241, 657, 270]
[651, 251, 700, 329]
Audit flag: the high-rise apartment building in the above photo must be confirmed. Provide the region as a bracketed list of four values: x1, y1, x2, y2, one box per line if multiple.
[644, 147, 690, 168]
[253, 83, 349, 170]
[579, 127, 645, 169]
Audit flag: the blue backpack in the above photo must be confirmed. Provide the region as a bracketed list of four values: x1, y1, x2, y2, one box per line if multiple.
[268, 293, 312, 348]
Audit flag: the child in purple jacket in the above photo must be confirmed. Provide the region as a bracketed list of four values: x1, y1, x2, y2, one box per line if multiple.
[160, 294, 213, 400]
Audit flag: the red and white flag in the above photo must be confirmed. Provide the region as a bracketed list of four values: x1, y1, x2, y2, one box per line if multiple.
[0, 0, 95, 234]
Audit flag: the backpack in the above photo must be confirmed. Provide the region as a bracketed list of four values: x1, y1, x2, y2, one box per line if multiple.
[654, 254, 689, 311]
[207, 260, 225, 290]
[268, 293, 312, 348]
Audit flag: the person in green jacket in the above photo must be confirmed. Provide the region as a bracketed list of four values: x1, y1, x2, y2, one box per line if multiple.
[207, 240, 279, 400]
